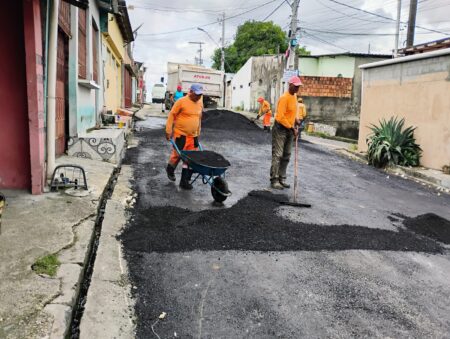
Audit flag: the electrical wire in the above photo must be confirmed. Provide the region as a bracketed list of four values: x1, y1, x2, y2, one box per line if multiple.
[302, 31, 348, 51]
[138, 0, 279, 36]
[325, 0, 450, 35]
[262, 0, 287, 21]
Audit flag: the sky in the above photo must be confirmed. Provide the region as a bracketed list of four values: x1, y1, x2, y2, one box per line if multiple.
[125, 0, 450, 88]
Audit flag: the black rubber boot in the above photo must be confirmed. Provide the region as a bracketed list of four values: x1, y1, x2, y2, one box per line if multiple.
[166, 164, 176, 181]
[180, 168, 193, 190]
[279, 178, 290, 188]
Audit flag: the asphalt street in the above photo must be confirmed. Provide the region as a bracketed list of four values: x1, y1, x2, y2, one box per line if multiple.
[121, 107, 450, 338]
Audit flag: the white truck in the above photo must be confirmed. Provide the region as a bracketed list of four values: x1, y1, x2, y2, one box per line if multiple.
[166, 62, 224, 108]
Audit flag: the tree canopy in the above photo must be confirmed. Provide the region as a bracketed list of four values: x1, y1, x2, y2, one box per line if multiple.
[212, 21, 310, 73]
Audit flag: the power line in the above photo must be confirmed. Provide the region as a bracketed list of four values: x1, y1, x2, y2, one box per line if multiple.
[325, 0, 450, 35]
[302, 27, 440, 36]
[262, 0, 287, 21]
[302, 31, 348, 51]
[138, 0, 279, 37]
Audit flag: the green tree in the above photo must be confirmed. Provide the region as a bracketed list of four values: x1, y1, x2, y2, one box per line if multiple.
[212, 21, 307, 73]
[295, 45, 311, 56]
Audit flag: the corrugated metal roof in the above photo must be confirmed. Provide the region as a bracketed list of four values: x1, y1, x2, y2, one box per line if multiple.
[359, 47, 450, 69]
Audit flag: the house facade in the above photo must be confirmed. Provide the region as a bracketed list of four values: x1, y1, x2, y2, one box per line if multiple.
[101, 4, 134, 113]
[298, 53, 390, 138]
[0, 0, 137, 194]
[0, 0, 46, 193]
[358, 48, 450, 170]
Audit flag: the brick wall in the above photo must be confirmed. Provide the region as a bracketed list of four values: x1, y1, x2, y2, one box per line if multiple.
[299, 76, 353, 98]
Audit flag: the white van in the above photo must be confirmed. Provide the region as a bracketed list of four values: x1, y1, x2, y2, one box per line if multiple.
[151, 84, 166, 103]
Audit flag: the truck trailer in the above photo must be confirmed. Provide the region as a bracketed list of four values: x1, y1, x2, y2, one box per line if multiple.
[166, 62, 224, 108]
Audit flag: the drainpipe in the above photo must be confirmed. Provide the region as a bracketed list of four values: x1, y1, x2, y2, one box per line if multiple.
[46, 0, 59, 178]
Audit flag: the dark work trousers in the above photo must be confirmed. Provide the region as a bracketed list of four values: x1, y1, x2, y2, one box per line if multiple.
[270, 121, 294, 182]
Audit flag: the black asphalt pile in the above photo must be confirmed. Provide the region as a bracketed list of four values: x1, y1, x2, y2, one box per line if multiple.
[185, 150, 230, 168]
[404, 213, 450, 244]
[202, 109, 260, 131]
[121, 190, 443, 253]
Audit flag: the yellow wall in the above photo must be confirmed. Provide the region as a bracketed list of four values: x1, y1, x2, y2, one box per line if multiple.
[358, 57, 450, 170]
[103, 14, 126, 112]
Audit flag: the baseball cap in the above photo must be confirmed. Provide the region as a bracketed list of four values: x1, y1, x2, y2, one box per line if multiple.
[288, 76, 303, 86]
[177, 85, 182, 91]
[257, 97, 264, 103]
[190, 83, 203, 95]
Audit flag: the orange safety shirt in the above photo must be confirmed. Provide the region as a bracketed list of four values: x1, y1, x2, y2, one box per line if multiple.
[297, 102, 307, 120]
[258, 100, 272, 117]
[166, 96, 203, 137]
[275, 92, 297, 129]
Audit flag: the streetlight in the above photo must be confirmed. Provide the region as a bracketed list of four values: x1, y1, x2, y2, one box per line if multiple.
[197, 27, 226, 108]
[197, 27, 224, 72]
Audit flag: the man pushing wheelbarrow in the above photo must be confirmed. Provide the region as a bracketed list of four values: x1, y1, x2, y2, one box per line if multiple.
[165, 83, 204, 190]
[165, 83, 231, 202]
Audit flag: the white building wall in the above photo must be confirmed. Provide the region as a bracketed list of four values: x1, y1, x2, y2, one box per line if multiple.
[299, 55, 355, 78]
[231, 58, 252, 111]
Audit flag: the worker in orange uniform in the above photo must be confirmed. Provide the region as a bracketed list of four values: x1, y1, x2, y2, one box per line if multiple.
[297, 97, 307, 138]
[165, 84, 204, 190]
[270, 76, 303, 190]
[256, 97, 272, 132]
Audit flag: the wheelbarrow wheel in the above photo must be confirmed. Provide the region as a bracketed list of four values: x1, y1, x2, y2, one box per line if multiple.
[211, 177, 229, 203]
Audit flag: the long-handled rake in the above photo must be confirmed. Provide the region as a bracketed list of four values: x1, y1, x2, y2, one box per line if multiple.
[279, 128, 311, 208]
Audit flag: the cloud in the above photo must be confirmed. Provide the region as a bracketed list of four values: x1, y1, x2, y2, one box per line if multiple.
[127, 0, 450, 88]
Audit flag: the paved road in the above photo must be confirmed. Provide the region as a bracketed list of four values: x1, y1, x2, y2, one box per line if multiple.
[122, 107, 450, 338]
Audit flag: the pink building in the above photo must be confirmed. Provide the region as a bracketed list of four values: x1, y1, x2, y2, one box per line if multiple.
[0, 0, 46, 194]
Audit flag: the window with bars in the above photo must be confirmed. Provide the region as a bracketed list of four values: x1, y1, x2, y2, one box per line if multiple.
[78, 8, 87, 79]
[92, 22, 99, 83]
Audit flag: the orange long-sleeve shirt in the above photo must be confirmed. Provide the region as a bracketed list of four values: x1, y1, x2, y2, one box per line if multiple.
[258, 100, 272, 117]
[275, 92, 297, 129]
[166, 96, 203, 137]
[297, 102, 307, 120]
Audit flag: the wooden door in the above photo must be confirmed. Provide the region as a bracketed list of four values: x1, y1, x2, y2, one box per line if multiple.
[124, 69, 132, 108]
[56, 31, 68, 155]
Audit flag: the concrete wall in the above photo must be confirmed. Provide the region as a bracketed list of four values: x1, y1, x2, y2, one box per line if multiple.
[299, 55, 355, 77]
[231, 58, 252, 111]
[250, 55, 284, 112]
[358, 52, 450, 170]
[298, 55, 389, 139]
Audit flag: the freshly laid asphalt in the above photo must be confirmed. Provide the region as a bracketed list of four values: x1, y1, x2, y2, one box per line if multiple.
[121, 108, 450, 338]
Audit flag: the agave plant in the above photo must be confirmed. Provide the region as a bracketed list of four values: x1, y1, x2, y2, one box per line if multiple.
[366, 117, 422, 168]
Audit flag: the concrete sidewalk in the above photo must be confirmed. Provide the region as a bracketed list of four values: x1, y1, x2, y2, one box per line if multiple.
[0, 157, 116, 338]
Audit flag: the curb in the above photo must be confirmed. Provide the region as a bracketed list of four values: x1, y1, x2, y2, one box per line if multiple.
[336, 149, 450, 194]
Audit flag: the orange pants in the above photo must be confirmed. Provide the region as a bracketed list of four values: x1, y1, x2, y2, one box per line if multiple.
[263, 112, 272, 127]
[169, 133, 199, 168]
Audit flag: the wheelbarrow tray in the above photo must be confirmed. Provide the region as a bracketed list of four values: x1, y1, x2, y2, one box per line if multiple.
[181, 150, 229, 176]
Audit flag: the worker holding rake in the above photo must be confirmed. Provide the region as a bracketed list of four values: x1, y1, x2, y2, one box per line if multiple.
[270, 76, 303, 190]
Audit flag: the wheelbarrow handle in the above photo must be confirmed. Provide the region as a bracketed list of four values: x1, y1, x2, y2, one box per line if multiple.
[169, 138, 203, 153]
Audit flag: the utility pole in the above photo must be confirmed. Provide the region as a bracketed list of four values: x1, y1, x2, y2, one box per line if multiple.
[394, 0, 402, 57]
[287, 0, 300, 71]
[406, 0, 417, 47]
[189, 42, 204, 65]
[221, 12, 226, 107]
[220, 12, 225, 72]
